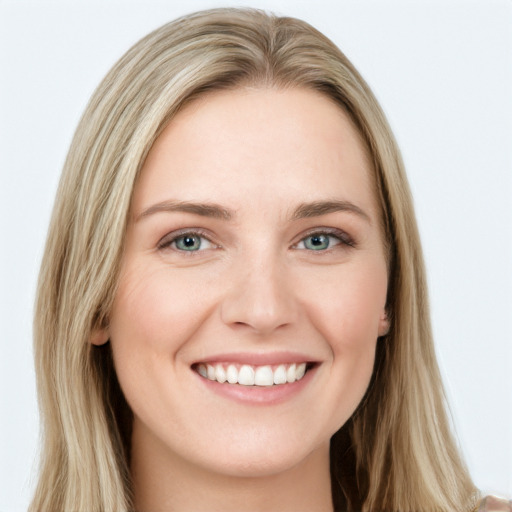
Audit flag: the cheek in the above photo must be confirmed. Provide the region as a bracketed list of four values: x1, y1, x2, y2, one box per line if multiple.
[106, 262, 221, 425]
[301, 259, 388, 353]
[109, 263, 216, 354]
[296, 259, 387, 424]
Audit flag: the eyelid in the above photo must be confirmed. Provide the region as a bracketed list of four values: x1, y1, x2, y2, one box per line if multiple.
[156, 226, 355, 252]
[292, 227, 355, 249]
[157, 228, 217, 251]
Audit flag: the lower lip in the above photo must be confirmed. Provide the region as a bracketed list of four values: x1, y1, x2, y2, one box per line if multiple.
[194, 366, 318, 405]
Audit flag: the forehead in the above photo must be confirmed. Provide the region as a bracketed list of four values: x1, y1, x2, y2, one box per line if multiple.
[133, 87, 377, 219]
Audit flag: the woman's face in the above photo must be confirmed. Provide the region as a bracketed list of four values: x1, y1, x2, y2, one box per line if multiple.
[99, 87, 389, 477]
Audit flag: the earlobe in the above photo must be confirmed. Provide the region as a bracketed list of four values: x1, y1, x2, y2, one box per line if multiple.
[90, 328, 109, 346]
[378, 310, 390, 337]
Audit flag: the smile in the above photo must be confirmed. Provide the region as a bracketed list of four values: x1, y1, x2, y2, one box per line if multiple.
[194, 362, 310, 386]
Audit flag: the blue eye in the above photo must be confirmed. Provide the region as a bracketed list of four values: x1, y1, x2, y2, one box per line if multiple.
[303, 234, 332, 250]
[159, 232, 216, 252]
[295, 231, 351, 251]
[302, 233, 340, 251]
[174, 234, 203, 251]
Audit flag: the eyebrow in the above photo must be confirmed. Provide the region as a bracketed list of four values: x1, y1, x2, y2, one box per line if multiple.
[136, 199, 370, 224]
[136, 200, 234, 221]
[290, 200, 371, 224]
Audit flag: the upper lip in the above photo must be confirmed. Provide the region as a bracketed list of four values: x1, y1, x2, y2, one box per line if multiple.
[192, 351, 320, 366]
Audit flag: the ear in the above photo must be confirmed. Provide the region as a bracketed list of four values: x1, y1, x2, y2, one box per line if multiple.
[90, 328, 109, 346]
[378, 309, 390, 337]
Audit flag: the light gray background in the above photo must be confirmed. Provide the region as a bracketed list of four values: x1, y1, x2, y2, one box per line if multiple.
[1, 1, 511, 510]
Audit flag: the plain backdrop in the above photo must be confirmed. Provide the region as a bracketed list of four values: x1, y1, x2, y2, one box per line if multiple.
[1, 1, 511, 510]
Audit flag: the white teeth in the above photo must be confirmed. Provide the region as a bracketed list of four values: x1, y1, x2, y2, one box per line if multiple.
[226, 364, 238, 384]
[296, 362, 306, 380]
[215, 364, 227, 383]
[196, 362, 311, 386]
[286, 363, 296, 383]
[254, 365, 273, 386]
[273, 364, 287, 385]
[207, 364, 216, 381]
[238, 365, 255, 386]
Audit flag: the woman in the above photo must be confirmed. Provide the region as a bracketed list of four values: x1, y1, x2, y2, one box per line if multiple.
[29, 8, 509, 512]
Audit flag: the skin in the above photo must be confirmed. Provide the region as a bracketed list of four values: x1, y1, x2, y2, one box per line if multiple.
[93, 87, 390, 512]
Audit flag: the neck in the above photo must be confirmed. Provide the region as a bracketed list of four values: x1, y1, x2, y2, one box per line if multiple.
[130, 421, 333, 512]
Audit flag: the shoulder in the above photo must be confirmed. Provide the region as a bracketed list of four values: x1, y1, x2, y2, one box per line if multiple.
[478, 495, 512, 512]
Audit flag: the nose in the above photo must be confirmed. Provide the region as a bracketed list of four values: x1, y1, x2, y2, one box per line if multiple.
[220, 253, 299, 336]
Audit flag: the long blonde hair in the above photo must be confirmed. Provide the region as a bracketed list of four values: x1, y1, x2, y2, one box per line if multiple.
[31, 8, 478, 511]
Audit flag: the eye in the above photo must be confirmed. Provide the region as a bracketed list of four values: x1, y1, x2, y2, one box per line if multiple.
[159, 231, 216, 252]
[306, 234, 335, 250]
[298, 234, 339, 251]
[294, 230, 354, 251]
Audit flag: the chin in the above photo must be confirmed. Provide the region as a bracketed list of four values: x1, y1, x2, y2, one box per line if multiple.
[190, 430, 328, 479]
[204, 453, 311, 479]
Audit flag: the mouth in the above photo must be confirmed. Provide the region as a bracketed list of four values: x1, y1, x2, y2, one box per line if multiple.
[192, 362, 316, 387]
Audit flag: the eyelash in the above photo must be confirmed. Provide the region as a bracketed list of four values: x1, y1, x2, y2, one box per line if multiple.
[293, 228, 355, 251]
[157, 227, 355, 254]
[157, 229, 215, 252]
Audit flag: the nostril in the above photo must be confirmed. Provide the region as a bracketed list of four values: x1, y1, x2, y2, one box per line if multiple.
[219, 272, 299, 334]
